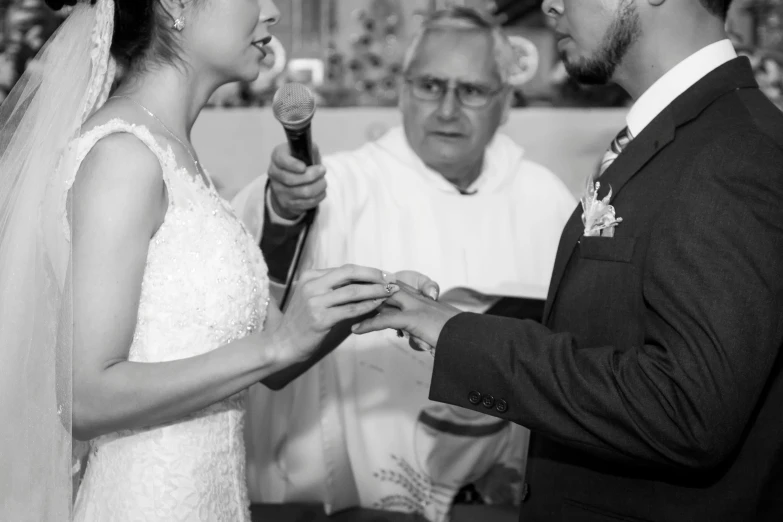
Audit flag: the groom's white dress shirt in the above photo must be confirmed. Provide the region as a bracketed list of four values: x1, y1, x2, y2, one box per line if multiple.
[626, 39, 737, 137]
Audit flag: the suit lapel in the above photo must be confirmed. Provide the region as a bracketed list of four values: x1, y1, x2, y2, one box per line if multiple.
[541, 114, 674, 324]
[542, 57, 759, 326]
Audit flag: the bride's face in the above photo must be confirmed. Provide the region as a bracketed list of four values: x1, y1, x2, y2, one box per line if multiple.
[187, 0, 280, 84]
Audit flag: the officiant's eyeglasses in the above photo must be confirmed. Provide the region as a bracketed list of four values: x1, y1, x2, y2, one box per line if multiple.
[404, 75, 505, 109]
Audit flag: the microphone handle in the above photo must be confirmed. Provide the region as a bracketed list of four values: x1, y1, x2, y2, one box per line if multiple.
[284, 124, 314, 166]
[279, 122, 316, 310]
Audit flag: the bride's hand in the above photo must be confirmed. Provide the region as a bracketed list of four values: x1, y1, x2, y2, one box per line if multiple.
[272, 264, 398, 364]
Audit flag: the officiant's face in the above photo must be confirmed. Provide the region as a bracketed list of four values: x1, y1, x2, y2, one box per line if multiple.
[401, 29, 508, 179]
[544, 0, 642, 85]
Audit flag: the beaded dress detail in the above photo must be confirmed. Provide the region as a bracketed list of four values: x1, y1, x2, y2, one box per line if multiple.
[67, 120, 270, 522]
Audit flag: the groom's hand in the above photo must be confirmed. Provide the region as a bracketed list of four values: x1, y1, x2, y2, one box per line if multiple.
[351, 285, 460, 348]
[394, 270, 440, 301]
[392, 270, 440, 351]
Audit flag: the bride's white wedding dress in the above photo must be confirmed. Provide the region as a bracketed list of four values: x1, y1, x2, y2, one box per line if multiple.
[65, 120, 270, 522]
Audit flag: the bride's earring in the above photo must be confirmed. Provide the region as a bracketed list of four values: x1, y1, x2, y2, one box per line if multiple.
[172, 0, 186, 31]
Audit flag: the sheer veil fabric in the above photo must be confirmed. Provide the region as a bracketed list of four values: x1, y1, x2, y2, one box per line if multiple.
[0, 1, 115, 519]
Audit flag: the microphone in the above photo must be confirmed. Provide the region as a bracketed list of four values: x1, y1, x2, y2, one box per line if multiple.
[272, 82, 317, 166]
[270, 82, 318, 309]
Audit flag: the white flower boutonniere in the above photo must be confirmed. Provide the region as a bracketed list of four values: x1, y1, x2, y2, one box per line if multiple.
[581, 181, 622, 237]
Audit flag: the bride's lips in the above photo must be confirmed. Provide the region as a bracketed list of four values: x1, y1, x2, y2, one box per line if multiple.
[251, 36, 272, 56]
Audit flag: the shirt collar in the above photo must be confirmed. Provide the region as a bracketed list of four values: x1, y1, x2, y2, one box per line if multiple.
[626, 39, 737, 138]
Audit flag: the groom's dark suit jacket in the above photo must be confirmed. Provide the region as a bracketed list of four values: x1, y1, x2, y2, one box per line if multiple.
[430, 57, 783, 522]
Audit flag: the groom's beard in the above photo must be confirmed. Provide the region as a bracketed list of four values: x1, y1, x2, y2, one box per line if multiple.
[562, 4, 641, 85]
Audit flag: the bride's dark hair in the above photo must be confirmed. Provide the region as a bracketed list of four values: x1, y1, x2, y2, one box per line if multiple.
[44, 0, 189, 70]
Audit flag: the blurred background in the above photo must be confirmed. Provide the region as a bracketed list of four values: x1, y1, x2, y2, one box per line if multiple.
[1, 0, 781, 199]
[2, 0, 781, 108]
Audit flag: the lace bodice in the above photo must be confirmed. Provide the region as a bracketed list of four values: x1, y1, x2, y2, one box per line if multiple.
[67, 120, 269, 522]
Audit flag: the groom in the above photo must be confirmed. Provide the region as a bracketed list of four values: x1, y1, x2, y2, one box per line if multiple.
[355, 0, 783, 520]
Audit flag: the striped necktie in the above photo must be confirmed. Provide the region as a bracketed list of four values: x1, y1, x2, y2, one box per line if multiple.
[598, 126, 633, 177]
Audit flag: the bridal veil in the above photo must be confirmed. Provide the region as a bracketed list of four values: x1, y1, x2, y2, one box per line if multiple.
[0, 1, 115, 519]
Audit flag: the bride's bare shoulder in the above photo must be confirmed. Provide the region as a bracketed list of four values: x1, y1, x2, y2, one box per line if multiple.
[75, 101, 164, 184]
[80, 101, 147, 135]
[71, 124, 168, 234]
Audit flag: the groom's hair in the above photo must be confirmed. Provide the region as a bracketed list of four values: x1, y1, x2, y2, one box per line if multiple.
[699, 0, 734, 19]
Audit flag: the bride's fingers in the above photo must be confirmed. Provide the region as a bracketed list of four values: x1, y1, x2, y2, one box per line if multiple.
[327, 297, 390, 325]
[321, 283, 399, 308]
[320, 264, 391, 290]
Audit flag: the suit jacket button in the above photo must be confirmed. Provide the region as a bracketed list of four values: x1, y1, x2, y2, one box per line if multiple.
[468, 391, 482, 405]
[482, 394, 495, 409]
[496, 399, 508, 413]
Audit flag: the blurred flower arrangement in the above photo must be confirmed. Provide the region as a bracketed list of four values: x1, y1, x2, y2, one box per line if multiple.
[731, 0, 783, 108]
[317, 0, 406, 107]
[2, 0, 782, 109]
[749, 51, 782, 106]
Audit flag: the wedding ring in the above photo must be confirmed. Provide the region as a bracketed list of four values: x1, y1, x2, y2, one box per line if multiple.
[385, 283, 393, 293]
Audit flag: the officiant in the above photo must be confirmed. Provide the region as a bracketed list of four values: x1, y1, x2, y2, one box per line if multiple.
[232, 7, 575, 520]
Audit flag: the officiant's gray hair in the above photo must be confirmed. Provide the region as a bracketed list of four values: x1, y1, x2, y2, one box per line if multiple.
[401, 7, 520, 85]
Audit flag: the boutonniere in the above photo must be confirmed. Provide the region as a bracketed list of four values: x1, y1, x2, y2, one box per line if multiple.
[581, 181, 622, 237]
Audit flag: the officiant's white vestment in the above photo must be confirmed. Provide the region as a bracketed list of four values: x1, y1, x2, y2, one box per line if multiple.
[232, 126, 575, 520]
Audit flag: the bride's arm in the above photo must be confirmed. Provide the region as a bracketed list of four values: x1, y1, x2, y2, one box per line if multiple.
[70, 136, 390, 441]
[259, 303, 371, 390]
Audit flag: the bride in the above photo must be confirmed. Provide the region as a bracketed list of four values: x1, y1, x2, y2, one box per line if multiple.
[0, 0, 424, 520]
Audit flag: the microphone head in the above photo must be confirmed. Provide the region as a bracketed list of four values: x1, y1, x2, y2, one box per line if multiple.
[272, 83, 316, 131]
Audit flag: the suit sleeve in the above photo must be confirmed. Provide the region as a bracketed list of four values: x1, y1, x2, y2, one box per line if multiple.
[429, 131, 783, 472]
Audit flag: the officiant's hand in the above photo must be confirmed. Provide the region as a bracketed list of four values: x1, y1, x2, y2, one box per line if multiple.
[268, 142, 325, 220]
[351, 284, 461, 348]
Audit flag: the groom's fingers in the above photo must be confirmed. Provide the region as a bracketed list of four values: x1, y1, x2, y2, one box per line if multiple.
[420, 280, 440, 301]
[378, 288, 424, 310]
[409, 337, 433, 353]
[351, 307, 406, 335]
[395, 270, 440, 301]
[350, 288, 428, 334]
